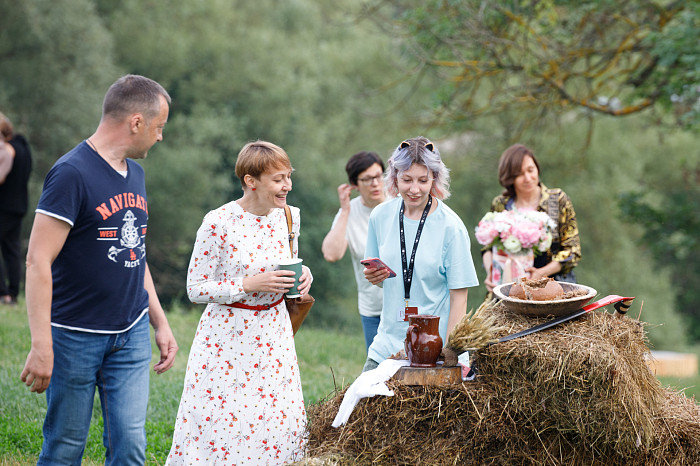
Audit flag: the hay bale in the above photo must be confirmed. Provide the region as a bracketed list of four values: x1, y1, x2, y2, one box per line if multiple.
[302, 302, 700, 465]
[477, 303, 664, 458]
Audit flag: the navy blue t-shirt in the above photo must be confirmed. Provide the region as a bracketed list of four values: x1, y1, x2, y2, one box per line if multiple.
[36, 141, 150, 332]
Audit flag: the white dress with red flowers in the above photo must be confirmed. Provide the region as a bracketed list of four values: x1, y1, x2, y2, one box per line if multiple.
[167, 201, 306, 465]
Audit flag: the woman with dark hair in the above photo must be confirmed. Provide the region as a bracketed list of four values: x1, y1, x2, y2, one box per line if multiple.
[361, 136, 479, 371]
[322, 150, 387, 351]
[481, 143, 581, 292]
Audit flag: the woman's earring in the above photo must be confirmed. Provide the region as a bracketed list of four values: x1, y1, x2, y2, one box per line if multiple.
[252, 187, 256, 191]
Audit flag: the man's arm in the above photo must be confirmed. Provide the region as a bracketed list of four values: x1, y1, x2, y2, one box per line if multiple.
[144, 263, 178, 374]
[20, 214, 71, 393]
[321, 184, 353, 262]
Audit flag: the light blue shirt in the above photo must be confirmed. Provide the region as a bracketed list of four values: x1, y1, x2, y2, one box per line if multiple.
[365, 197, 479, 363]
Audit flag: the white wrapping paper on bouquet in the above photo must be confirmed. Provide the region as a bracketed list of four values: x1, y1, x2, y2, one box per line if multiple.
[490, 246, 534, 285]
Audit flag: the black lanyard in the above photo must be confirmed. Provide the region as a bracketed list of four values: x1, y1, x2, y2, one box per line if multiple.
[399, 195, 432, 305]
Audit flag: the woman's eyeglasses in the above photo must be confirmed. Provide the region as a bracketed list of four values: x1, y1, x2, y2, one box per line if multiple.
[357, 175, 383, 186]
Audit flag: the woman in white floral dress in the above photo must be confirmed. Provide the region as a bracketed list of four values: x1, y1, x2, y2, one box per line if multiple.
[167, 141, 312, 465]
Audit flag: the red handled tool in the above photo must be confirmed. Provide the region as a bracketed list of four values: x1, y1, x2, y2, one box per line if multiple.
[495, 295, 635, 345]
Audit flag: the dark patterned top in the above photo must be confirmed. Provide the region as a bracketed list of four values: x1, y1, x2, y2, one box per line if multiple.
[487, 183, 581, 275]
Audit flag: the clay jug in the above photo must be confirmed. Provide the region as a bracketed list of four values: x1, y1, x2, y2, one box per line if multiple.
[405, 314, 443, 368]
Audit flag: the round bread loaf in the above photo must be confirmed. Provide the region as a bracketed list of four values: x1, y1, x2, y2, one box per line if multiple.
[509, 283, 527, 300]
[509, 277, 564, 301]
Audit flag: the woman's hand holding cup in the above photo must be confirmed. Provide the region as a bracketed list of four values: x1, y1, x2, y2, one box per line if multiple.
[296, 265, 312, 296]
[279, 258, 305, 297]
[242, 270, 296, 294]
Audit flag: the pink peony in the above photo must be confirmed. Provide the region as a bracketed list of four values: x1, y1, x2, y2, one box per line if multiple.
[498, 224, 513, 241]
[474, 209, 554, 255]
[475, 222, 499, 246]
[514, 222, 541, 249]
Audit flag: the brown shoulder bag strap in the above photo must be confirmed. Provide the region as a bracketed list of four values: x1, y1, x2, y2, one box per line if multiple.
[284, 205, 295, 258]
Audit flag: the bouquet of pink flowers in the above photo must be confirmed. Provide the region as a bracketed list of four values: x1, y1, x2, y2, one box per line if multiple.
[475, 209, 555, 255]
[475, 209, 556, 285]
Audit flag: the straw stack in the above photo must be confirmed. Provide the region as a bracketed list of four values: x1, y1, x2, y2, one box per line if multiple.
[446, 299, 505, 353]
[301, 301, 700, 465]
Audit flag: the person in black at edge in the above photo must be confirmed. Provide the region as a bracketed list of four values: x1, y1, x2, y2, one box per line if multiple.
[0, 111, 32, 305]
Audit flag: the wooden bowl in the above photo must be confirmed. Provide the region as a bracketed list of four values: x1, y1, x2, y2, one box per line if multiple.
[493, 282, 597, 317]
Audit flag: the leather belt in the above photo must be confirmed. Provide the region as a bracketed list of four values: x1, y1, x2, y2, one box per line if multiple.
[227, 296, 284, 311]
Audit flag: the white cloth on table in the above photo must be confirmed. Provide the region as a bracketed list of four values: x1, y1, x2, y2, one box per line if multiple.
[332, 359, 409, 428]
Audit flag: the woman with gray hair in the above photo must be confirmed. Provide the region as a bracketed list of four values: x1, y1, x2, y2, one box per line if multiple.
[361, 136, 479, 371]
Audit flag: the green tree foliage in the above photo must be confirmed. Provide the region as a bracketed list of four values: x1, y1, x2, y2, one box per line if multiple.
[367, 0, 700, 131]
[364, 0, 698, 345]
[618, 132, 700, 340]
[94, 0, 422, 319]
[2, 0, 426, 325]
[0, 0, 120, 184]
[2, 0, 695, 349]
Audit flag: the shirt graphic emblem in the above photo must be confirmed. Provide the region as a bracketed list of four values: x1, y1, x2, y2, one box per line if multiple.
[103, 209, 146, 267]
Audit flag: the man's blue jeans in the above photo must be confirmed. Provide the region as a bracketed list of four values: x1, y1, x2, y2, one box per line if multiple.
[38, 314, 151, 466]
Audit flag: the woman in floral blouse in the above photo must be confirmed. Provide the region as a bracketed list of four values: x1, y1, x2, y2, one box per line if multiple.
[167, 141, 311, 465]
[481, 143, 581, 292]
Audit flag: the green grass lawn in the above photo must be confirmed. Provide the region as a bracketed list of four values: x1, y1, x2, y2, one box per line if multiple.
[0, 299, 366, 465]
[1, 299, 697, 465]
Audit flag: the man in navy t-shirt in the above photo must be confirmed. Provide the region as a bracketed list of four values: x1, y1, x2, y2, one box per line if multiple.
[20, 75, 179, 465]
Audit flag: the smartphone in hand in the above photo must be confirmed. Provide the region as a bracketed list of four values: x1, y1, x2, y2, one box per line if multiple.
[360, 258, 397, 278]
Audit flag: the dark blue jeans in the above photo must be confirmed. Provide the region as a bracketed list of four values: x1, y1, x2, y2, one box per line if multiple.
[38, 314, 151, 466]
